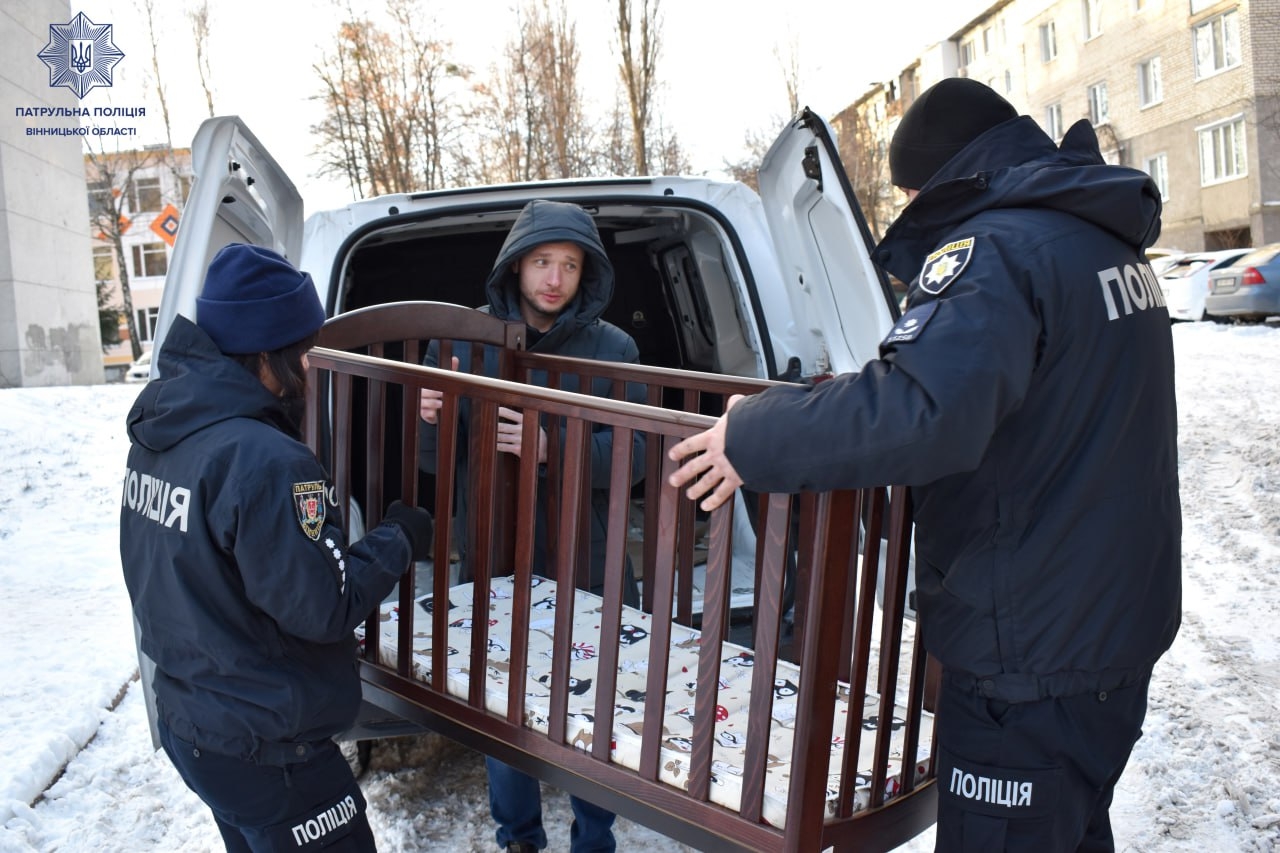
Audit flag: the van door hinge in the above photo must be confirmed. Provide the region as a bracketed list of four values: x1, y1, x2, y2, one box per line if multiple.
[802, 145, 823, 192]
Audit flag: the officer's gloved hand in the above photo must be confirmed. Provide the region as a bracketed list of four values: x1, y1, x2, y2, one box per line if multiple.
[383, 500, 434, 561]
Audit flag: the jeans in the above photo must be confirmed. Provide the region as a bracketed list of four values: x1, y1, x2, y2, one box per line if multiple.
[486, 757, 616, 852]
[159, 721, 376, 853]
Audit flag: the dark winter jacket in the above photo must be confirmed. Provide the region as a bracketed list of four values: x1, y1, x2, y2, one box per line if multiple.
[418, 200, 645, 600]
[120, 315, 411, 758]
[725, 118, 1181, 701]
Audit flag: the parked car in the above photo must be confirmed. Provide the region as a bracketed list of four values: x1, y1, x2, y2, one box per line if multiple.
[124, 350, 151, 383]
[1205, 242, 1280, 322]
[1146, 246, 1185, 276]
[1158, 248, 1251, 322]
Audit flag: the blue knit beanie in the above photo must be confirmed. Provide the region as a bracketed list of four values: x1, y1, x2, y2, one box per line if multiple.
[196, 244, 325, 354]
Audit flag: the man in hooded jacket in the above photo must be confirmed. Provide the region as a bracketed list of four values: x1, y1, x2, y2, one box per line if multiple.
[667, 79, 1181, 852]
[418, 199, 644, 852]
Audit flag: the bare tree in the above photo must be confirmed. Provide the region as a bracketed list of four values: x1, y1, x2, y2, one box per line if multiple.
[614, 0, 661, 175]
[469, 0, 596, 183]
[85, 145, 165, 362]
[141, 0, 174, 152]
[721, 126, 775, 193]
[312, 0, 468, 196]
[833, 102, 894, 242]
[188, 0, 216, 118]
[775, 37, 801, 118]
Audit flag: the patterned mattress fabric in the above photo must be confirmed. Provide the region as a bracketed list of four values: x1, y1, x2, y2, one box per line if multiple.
[360, 574, 933, 828]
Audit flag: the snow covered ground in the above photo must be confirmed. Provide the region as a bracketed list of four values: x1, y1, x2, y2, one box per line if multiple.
[1, 321, 1278, 852]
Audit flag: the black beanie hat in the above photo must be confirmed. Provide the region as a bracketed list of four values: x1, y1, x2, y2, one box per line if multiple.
[196, 243, 325, 354]
[889, 77, 1019, 190]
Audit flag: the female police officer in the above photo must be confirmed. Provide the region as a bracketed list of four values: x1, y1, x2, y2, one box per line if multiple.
[120, 243, 433, 852]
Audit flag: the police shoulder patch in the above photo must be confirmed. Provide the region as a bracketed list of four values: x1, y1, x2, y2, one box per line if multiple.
[293, 480, 326, 541]
[882, 300, 939, 346]
[919, 236, 975, 296]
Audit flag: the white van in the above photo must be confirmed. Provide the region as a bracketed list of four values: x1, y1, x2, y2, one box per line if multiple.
[154, 111, 899, 386]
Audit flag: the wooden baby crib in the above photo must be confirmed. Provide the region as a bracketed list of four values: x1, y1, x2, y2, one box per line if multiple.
[306, 301, 939, 852]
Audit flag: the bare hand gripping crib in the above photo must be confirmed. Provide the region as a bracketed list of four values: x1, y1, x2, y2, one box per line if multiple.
[307, 301, 939, 852]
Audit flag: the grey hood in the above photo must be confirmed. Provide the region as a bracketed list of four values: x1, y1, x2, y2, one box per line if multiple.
[484, 199, 614, 352]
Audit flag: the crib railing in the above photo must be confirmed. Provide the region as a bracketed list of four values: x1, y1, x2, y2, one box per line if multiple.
[305, 301, 938, 852]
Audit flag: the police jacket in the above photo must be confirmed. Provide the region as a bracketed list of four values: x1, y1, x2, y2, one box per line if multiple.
[418, 200, 645, 600]
[120, 316, 411, 758]
[725, 118, 1181, 701]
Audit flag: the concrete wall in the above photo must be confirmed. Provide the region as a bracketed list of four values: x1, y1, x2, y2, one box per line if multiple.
[0, 0, 103, 387]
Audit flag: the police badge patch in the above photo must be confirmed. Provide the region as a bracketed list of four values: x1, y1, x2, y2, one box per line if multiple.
[293, 481, 326, 540]
[919, 236, 975, 296]
[882, 301, 939, 346]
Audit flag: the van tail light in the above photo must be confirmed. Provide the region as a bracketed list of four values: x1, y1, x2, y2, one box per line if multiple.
[1241, 267, 1266, 286]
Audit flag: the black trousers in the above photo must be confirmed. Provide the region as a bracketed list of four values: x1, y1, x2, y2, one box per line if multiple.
[933, 669, 1152, 853]
[159, 722, 376, 853]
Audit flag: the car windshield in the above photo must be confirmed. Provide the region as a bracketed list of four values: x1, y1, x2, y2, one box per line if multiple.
[1237, 245, 1280, 267]
[1163, 260, 1211, 278]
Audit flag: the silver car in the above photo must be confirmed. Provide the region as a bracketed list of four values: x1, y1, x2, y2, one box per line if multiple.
[1205, 242, 1280, 322]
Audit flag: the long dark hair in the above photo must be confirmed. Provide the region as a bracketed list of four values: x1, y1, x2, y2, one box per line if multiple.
[231, 331, 319, 433]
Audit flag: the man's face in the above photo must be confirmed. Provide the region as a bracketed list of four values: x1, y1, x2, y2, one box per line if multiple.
[514, 241, 584, 331]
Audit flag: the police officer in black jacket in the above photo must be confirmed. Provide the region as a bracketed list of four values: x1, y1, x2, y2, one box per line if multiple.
[120, 243, 433, 852]
[667, 79, 1181, 852]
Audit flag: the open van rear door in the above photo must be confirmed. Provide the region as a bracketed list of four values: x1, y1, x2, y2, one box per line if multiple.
[151, 116, 303, 370]
[757, 108, 899, 376]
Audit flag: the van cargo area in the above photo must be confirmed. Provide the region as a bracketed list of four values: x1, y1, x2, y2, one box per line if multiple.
[330, 202, 764, 379]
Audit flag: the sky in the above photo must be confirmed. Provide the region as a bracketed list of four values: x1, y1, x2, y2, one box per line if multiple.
[2, 320, 1279, 852]
[23, 0, 989, 212]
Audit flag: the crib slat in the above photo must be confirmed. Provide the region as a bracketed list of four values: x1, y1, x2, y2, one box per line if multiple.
[506, 410, 542, 725]
[638, 447, 683, 780]
[548, 417, 588, 744]
[431, 378, 461, 695]
[591, 428, 634, 762]
[739, 492, 792, 824]
[687, 497, 734, 802]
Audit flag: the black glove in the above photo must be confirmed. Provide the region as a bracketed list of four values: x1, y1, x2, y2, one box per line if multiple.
[383, 500, 434, 561]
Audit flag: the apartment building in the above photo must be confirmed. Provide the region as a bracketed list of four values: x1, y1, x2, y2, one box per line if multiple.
[840, 0, 1279, 252]
[86, 147, 191, 379]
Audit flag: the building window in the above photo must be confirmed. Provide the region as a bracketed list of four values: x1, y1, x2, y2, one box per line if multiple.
[127, 176, 162, 214]
[1198, 116, 1246, 185]
[1045, 103, 1063, 140]
[1082, 0, 1103, 40]
[1132, 0, 1146, 10]
[982, 26, 993, 54]
[136, 307, 160, 343]
[1194, 10, 1240, 79]
[1088, 82, 1110, 125]
[87, 180, 113, 220]
[131, 242, 169, 278]
[961, 38, 976, 66]
[1004, 70, 1013, 93]
[1144, 153, 1169, 201]
[92, 245, 115, 282]
[1039, 22, 1057, 62]
[1138, 56, 1163, 107]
